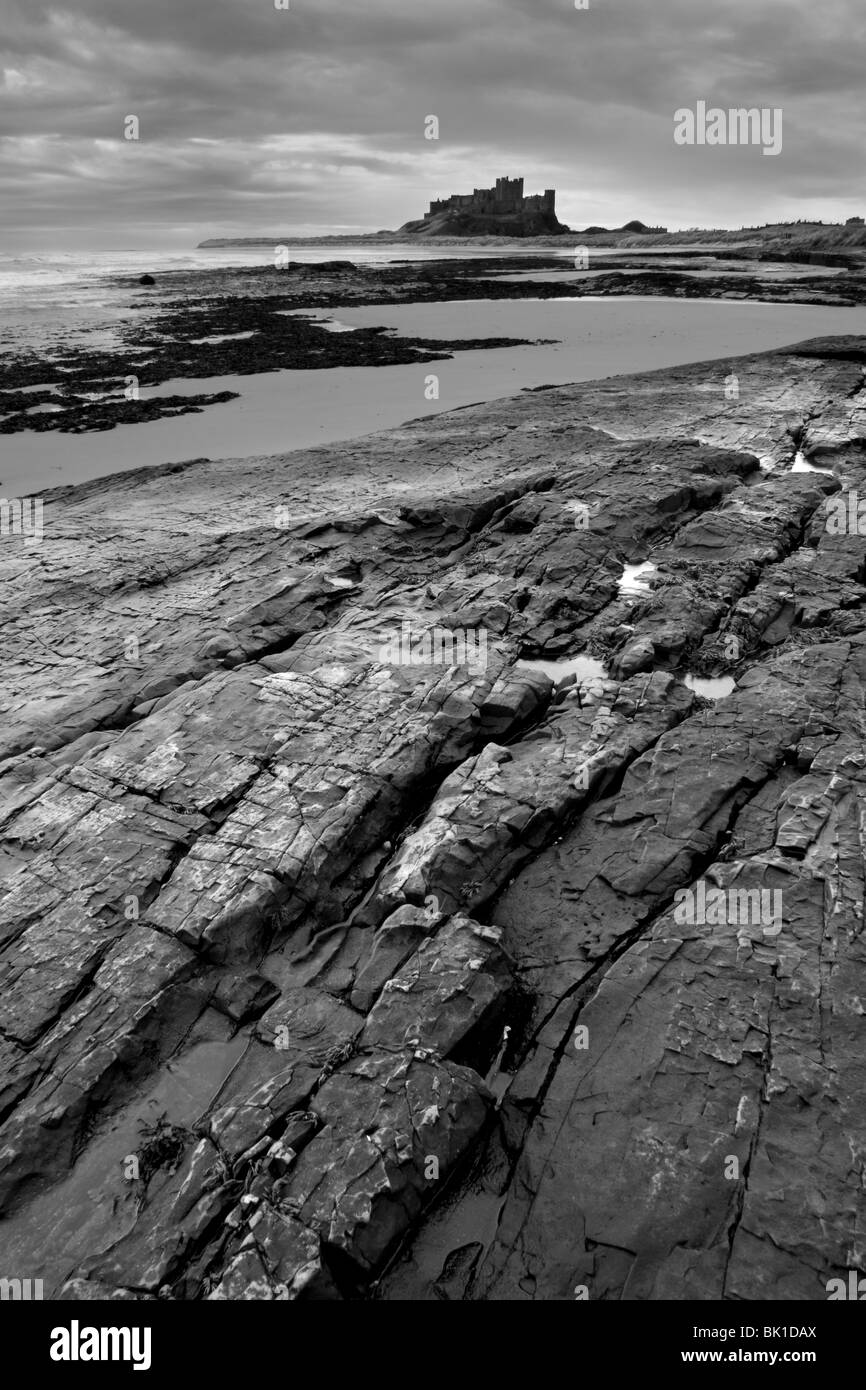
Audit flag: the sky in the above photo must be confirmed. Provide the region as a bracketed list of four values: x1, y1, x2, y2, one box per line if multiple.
[1, 0, 864, 250]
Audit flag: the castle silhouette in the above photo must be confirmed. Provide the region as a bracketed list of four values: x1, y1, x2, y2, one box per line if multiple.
[400, 176, 569, 236]
[427, 177, 556, 219]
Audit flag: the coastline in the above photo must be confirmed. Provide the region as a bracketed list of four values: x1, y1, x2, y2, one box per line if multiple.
[198, 222, 866, 251]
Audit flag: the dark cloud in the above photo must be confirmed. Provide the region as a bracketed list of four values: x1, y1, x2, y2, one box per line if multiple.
[1, 0, 863, 248]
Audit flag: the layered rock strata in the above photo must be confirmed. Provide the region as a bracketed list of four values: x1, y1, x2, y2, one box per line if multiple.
[1, 337, 864, 1300]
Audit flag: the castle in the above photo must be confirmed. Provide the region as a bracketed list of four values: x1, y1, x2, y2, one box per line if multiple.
[399, 177, 570, 237]
[427, 176, 557, 219]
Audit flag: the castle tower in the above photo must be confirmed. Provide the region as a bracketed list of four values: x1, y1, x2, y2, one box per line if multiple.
[495, 177, 524, 205]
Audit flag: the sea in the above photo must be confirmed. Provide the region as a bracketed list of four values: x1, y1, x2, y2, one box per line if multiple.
[0, 244, 573, 358]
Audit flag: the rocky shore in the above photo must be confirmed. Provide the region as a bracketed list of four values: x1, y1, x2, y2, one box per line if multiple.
[1, 335, 865, 1300]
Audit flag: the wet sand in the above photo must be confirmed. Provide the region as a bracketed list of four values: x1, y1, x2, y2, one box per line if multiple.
[4, 295, 866, 495]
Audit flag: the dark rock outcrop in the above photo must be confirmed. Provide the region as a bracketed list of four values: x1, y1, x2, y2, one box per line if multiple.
[1, 336, 865, 1300]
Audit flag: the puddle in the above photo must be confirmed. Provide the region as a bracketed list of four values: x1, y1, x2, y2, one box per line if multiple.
[517, 654, 607, 685]
[685, 674, 737, 699]
[377, 1187, 507, 1299]
[189, 330, 256, 345]
[619, 561, 657, 595]
[791, 449, 834, 475]
[0, 1028, 248, 1297]
[326, 575, 356, 588]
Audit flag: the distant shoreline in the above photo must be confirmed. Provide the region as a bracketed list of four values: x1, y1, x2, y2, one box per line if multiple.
[198, 223, 866, 253]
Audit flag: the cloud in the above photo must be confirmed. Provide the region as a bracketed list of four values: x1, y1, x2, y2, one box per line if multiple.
[1, 0, 864, 247]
